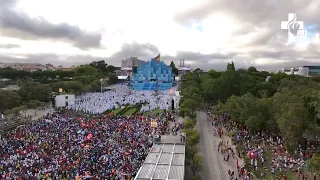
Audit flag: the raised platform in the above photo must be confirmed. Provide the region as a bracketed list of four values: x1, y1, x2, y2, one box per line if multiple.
[134, 142, 185, 180]
[131, 58, 174, 90]
[131, 82, 173, 90]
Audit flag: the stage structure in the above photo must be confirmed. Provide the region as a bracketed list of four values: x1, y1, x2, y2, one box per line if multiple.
[55, 94, 75, 108]
[131, 58, 174, 90]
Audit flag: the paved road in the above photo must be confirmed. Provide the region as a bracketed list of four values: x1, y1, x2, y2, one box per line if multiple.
[197, 111, 228, 180]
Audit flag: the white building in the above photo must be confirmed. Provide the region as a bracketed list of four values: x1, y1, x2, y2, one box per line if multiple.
[281, 68, 299, 75]
[55, 94, 75, 108]
[121, 57, 144, 75]
[281, 66, 320, 77]
[178, 59, 192, 75]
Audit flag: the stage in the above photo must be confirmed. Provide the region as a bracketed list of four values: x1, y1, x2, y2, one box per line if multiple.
[131, 58, 174, 90]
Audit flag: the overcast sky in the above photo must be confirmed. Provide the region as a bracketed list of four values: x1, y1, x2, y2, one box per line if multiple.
[0, 0, 319, 70]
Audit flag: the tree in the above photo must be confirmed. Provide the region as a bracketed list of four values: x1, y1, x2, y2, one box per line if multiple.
[51, 81, 84, 94]
[27, 100, 41, 115]
[183, 118, 197, 129]
[0, 90, 22, 111]
[184, 128, 200, 145]
[106, 65, 116, 73]
[247, 66, 257, 72]
[273, 94, 311, 151]
[89, 60, 107, 72]
[193, 175, 201, 180]
[169, 61, 179, 75]
[245, 113, 265, 132]
[180, 98, 197, 115]
[12, 105, 26, 116]
[74, 65, 97, 75]
[108, 74, 118, 84]
[19, 79, 52, 102]
[227, 61, 235, 71]
[309, 153, 320, 174]
[132, 66, 138, 74]
[190, 154, 204, 176]
[74, 75, 96, 85]
[193, 68, 203, 73]
[207, 70, 221, 79]
[181, 61, 320, 157]
[170, 61, 179, 75]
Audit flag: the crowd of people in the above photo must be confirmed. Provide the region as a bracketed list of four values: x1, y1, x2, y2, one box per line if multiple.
[209, 112, 318, 180]
[0, 84, 177, 179]
[0, 110, 171, 179]
[69, 85, 173, 114]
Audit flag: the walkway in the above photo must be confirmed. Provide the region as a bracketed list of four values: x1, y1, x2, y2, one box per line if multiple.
[24, 106, 54, 121]
[197, 111, 242, 180]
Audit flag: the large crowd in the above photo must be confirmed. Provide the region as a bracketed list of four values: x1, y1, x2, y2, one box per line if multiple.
[0, 85, 175, 179]
[209, 112, 319, 180]
[0, 110, 171, 179]
[69, 85, 173, 114]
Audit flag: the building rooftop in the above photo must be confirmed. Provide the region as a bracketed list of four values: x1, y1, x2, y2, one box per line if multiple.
[134, 143, 185, 180]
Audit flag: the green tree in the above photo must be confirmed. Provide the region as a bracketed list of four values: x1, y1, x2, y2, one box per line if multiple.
[310, 153, 320, 174]
[245, 113, 265, 132]
[169, 61, 179, 75]
[51, 81, 84, 94]
[273, 93, 311, 151]
[106, 65, 116, 73]
[89, 60, 107, 72]
[227, 61, 235, 71]
[19, 79, 52, 102]
[184, 128, 200, 146]
[180, 98, 197, 116]
[183, 118, 197, 129]
[12, 105, 26, 116]
[247, 66, 257, 72]
[27, 100, 41, 115]
[132, 66, 138, 74]
[108, 74, 118, 84]
[0, 90, 22, 111]
[74, 75, 96, 85]
[207, 69, 221, 79]
[74, 65, 97, 75]
[190, 154, 204, 176]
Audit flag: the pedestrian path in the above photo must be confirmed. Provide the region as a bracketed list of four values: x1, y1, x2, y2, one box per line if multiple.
[197, 111, 244, 180]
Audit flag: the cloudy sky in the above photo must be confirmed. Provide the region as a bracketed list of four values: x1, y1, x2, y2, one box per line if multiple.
[0, 0, 319, 70]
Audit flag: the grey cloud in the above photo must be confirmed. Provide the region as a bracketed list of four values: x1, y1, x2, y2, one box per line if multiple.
[0, 0, 16, 7]
[0, 42, 161, 67]
[0, 43, 20, 48]
[174, 0, 320, 49]
[0, 53, 107, 67]
[175, 0, 318, 28]
[0, 2, 102, 49]
[104, 42, 160, 65]
[0, 42, 319, 72]
[255, 60, 320, 71]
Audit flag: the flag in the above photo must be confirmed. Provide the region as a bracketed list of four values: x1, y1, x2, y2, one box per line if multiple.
[155, 54, 160, 64]
[86, 133, 93, 140]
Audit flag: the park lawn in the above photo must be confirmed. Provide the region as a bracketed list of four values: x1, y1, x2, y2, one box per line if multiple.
[122, 107, 138, 115]
[240, 146, 298, 179]
[113, 108, 123, 115]
[143, 108, 164, 116]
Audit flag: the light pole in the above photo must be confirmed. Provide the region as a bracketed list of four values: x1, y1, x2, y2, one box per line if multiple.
[100, 78, 103, 93]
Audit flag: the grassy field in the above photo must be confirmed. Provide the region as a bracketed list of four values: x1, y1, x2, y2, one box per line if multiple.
[122, 107, 138, 115]
[237, 143, 303, 179]
[112, 108, 122, 115]
[252, 150, 296, 179]
[143, 108, 164, 116]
